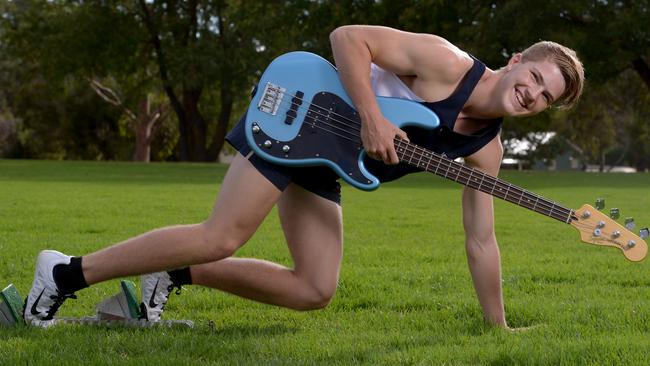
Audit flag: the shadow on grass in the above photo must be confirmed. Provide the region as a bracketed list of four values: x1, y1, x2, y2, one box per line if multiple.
[0, 320, 296, 339]
[208, 322, 298, 337]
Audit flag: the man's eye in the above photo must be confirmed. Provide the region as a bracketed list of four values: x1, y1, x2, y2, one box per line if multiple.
[531, 71, 539, 83]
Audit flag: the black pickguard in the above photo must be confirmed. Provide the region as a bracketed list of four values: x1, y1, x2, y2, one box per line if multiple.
[250, 92, 373, 185]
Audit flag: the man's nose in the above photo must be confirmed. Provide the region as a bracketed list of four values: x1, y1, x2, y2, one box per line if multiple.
[529, 84, 544, 100]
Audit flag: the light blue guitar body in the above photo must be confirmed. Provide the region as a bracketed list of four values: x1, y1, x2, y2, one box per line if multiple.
[245, 51, 440, 191]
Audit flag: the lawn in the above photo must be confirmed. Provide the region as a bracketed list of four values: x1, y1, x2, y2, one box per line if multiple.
[1, 159, 649, 365]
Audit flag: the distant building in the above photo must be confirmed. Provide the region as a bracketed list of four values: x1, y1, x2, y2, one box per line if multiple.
[502, 132, 636, 172]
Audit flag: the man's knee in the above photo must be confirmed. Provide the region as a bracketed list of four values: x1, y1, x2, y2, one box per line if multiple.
[198, 222, 248, 261]
[294, 281, 337, 311]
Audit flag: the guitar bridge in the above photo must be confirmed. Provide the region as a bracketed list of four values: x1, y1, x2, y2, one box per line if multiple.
[258, 82, 286, 116]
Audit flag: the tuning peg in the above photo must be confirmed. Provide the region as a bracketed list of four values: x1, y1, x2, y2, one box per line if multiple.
[640, 228, 649, 240]
[609, 208, 620, 219]
[625, 217, 635, 230]
[595, 198, 605, 210]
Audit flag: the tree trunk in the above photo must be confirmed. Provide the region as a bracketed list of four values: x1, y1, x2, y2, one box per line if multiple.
[133, 96, 166, 162]
[633, 153, 649, 172]
[632, 57, 650, 92]
[138, 0, 189, 161]
[207, 84, 234, 162]
[181, 88, 208, 161]
[133, 98, 151, 162]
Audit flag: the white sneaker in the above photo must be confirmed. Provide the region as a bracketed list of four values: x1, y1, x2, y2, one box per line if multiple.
[23, 250, 77, 327]
[140, 271, 182, 322]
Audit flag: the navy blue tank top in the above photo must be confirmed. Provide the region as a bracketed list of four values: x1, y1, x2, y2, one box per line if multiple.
[365, 54, 503, 183]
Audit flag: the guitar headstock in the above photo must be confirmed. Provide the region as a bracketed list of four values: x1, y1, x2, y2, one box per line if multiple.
[570, 204, 647, 262]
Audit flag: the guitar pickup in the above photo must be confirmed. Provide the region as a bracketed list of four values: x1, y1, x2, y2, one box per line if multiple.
[284, 90, 304, 125]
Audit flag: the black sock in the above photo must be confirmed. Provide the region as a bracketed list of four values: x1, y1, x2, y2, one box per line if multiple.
[53, 256, 89, 294]
[168, 267, 192, 286]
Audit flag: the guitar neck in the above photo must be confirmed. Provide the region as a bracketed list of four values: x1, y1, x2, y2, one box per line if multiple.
[394, 139, 576, 224]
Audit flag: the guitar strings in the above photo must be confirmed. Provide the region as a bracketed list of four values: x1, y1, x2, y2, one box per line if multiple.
[269, 97, 574, 221]
[296, 106, 575, 222]
[268, 95, 574, 221]
[398, 140, 575, 222]
[270, 89, 367, 131]
[266, 93, 365, 142]
[394, 138, 575, 222]
[263, 91, 575, 221]
[261, 96, 363, 143]
[265, 94, 636, 234]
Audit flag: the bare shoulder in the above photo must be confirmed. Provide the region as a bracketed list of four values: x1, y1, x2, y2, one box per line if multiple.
[413, 34, 474, 83]
[464, 135, 504, 176]
[331, 25, 473, 83]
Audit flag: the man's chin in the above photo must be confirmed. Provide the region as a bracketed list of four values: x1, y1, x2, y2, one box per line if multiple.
[503, 102, 521, 117]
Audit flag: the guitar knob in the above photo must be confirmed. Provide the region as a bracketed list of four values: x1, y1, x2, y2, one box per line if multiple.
[252, 124, 261, 134]
[263, 140, 272, 149]
[609, 208, 620, 219]
[625, 217, 635, 230]
[282, 145, 291, 153]
[627, 240, 636, 248]
[640, 228, 649, 240]
[595, 198, 605, 210]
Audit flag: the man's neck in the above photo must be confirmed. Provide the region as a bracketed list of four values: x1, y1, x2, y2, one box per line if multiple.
[461, 68, 504, 120]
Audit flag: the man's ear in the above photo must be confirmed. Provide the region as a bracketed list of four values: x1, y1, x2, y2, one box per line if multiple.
[506, 53, 523, 70]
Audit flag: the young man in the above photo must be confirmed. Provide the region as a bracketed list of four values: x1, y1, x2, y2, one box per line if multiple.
[24, 25, 584, 329]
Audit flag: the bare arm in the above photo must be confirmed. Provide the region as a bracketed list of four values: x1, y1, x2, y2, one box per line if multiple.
[329, 25, 469, 165]
[462, 136, 507, 327]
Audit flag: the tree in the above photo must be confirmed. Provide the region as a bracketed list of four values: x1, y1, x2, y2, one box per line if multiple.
[603, 69, 650, 171]
[468, 1, 650, 169]
[2, 0, 648, 164]
[90, 78, 169, 162]
[0, 0, 147, 160]
[135, 0, 312, 161]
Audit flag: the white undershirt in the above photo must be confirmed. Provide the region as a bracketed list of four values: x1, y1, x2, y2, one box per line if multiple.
[370, 63, 423, 102]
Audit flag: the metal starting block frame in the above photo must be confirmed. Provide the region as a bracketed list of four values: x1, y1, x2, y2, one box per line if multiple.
[95, 280, 142, 320]
[53, 316, 194, 328]
[0, 281, 193, 329]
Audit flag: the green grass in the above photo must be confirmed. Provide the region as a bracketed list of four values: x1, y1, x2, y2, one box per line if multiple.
[1, 159, 649, 365]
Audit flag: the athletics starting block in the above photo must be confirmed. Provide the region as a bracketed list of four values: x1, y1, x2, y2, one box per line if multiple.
[95, 280, 141, 320]
[0, 284, 24, 327]
[1, 281, 193, 329]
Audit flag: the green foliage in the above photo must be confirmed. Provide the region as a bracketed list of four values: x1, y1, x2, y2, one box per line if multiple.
[1, 160, 650, 364]
[1, 1, 649, 165]
[0, 1, 143, 159]
[475, 0, 650, 169]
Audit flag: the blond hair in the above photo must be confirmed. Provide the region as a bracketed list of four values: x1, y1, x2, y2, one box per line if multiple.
[521, 41, 584, 109]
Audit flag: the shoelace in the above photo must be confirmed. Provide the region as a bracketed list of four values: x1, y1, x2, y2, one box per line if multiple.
[44, 291, 77, 320]
[138, 283, 183, 321]
[167, 284, 183, 296]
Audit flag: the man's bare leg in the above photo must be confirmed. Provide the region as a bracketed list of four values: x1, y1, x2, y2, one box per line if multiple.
[82, 153, 282, 285]
[189, 183, 344, 310]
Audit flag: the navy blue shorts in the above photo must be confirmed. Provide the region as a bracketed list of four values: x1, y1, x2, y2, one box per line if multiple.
[225, 116, 342, 205]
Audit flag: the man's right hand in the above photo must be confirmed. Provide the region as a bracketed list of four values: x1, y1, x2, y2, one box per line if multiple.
[360, 115, 409, 165]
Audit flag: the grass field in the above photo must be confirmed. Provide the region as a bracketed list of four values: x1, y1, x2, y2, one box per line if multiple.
[1, 159, 649, 365]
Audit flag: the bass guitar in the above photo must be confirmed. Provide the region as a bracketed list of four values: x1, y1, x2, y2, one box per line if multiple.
[244, 51, 648, 261]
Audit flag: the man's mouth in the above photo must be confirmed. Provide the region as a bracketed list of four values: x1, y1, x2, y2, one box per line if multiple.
[515, 88, 526, 110]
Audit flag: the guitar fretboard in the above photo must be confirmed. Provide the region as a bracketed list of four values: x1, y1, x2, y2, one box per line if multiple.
[394, 138, 576, 223]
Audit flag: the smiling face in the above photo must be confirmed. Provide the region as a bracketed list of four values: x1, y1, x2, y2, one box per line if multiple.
[498, 53, 567, 117]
